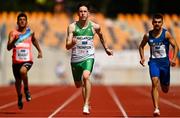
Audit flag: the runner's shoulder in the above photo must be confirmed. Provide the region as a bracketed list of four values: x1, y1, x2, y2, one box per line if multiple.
[90, 21, 100, 30]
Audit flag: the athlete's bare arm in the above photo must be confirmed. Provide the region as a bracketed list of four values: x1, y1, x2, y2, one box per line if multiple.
[92, 22, 113, 56]
[7, 31, 18, 51]
[66, 23, 77, 50]
[32, 32, 42, 58]
[166, 31, 179, 66]
[139, 33, 148, 66]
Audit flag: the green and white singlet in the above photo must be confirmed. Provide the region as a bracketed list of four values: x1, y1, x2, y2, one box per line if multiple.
[71, 21, 95, 63]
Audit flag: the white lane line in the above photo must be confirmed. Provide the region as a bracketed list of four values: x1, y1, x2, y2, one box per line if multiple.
[160, 98, 180, 109]
[135, 88, 180, 110]
[48, 89, 81, 118]
[0, 87, 65, 110]
[107, 86, 128, 118]
[0, 101, 17, 110]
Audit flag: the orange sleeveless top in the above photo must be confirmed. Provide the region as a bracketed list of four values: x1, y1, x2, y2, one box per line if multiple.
[12, 28, 33, 64]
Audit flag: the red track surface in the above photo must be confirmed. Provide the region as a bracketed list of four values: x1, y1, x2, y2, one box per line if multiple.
[0, 85, 180, 117]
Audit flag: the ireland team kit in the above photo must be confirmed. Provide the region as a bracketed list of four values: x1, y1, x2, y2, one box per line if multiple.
[71, 21, 95, 82]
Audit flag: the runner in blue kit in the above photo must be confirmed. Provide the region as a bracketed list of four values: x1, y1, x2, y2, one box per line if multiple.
[139, 13, 179, 117]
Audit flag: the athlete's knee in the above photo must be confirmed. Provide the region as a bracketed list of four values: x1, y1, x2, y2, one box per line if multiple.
[76, 84, 82, 88]
[75, 81, 82, 88]
[162, 88, 169, 93]
[161, 85, 169, 93]
[82, 70, 90, 80]
[152, 77, 159, 88]
[20, 66, 28, 76]
[15, 79, 21, 85]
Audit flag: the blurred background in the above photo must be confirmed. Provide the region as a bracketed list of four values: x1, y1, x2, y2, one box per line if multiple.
[0, 0, 180, 86]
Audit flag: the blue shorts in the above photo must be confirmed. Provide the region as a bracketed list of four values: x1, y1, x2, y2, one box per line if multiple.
[148, 58, 170, 86]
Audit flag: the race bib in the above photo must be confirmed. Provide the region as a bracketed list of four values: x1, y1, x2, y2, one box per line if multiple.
[16, 49, 30, 61]
[71, 36, 95, 62]
[76, 39, 94, 55]
[151, 44, 166, 58]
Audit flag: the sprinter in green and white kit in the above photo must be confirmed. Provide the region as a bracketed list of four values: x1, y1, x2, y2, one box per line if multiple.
[66, 2, 113, 115]
[71, 21, 95, 81]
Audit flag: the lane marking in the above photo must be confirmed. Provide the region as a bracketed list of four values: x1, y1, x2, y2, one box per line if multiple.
[0, 87, 65, 110]
[0, 101, 17, 110]
[107, 86, 128, 118]
[48, 89, 81, 118]
[160, 98, 180, 109]
[135, 88, 180, 110]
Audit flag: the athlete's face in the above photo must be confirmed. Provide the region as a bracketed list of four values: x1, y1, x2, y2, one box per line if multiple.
[152, 18, 163, 30]
[78, 6, 89, 21]
[17, 16, 27, 28]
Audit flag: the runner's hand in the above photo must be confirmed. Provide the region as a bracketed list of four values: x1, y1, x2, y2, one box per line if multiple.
[170, 59, 176, 67]
[105, 48, 113, 56]
[37, 52, 43, 58]
[14, 34, 19, 40]
[140, 58, 145, 67]
[72, 37, 77, 45]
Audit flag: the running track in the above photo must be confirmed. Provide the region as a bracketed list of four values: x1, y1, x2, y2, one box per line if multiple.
[0, 85, 180, 117]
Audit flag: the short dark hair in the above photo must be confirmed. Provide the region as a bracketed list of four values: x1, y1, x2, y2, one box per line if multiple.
[152, 13, 163, 21]
[76, 2, 90, 11]
[17, 12, 27, 21]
